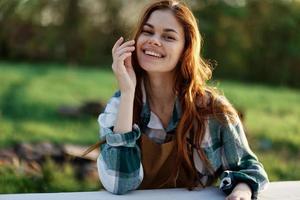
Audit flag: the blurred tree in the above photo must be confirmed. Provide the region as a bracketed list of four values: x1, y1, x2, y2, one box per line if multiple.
[194, 0, 300, 87]
[0, 0, 129, 64]
[62, 0, 82, 63]
[195, 1, 249, 80]
[245, 0, 300, 87]
[0, 0, 299, 87]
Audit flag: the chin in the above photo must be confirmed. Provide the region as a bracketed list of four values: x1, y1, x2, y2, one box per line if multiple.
[139, 63, 157, 72]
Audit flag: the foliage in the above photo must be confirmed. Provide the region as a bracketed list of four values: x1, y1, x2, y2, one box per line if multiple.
[0, 0, 130, 64]
[0, 0, 299, 87]
[195, 0, 300, 88]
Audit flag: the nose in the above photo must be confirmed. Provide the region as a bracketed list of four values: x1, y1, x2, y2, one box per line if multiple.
[147, 35, 161, 46]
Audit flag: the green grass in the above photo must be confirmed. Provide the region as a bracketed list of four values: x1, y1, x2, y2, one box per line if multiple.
[0, 61, 299, 193]
[218, 81, 300, 153]
[0, 159, 100, 193]
[0, 62, 117, 147]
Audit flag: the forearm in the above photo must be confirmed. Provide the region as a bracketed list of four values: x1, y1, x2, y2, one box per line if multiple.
[113, 92, 135, 133]
[220, 115, 269, 199]
[97, 89, 141, 194]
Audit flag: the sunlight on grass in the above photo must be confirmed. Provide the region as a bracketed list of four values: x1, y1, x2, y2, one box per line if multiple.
[1, 119, 99, 146]
[257, 151, 300, 181]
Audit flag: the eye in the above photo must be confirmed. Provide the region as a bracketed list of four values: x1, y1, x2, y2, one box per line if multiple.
[141, 29, 153, 35]
[163, 34, 176, 41]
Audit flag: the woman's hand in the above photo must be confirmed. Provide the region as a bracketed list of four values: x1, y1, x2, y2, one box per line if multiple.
[112, 37, 136, 95]
[226, 183, 252, 200]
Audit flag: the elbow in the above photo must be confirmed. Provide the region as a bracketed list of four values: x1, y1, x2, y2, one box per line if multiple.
[258, 173, 270, 192]
[102, 184, 130, 195]
[100, 178, 140, 195]
[109, 188, 130, 195]
[97, 156, 141, 195]
[100, 174, 143, 195]
[97, 157, 127, 194]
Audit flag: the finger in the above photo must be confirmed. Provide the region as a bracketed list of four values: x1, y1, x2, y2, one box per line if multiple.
[118, 52, 132, 63]
[124, 53, 132, 69]
[112, 37, 124, 54]
[115, 46, 135, 57]
[113, 52, 132, 74]
[118, 40, 135, 50]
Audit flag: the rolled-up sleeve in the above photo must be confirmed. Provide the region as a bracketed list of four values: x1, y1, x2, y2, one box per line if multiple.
[97, 91, 143, 194]
[219, 117, 269, 199]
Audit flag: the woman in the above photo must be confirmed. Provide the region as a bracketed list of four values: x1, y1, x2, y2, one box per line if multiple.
[96, 0, 269, 199]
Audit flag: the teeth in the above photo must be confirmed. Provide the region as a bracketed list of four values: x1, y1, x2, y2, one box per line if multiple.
[144, 50, 162, 58]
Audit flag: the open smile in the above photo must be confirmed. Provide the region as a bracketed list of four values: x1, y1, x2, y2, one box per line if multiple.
[142, 48, 165, 59]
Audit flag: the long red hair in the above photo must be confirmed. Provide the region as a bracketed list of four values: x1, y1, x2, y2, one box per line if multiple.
[131, 0, 238, 188]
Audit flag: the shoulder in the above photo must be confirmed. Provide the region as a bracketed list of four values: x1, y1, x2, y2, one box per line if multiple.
[195, 89, 232, 111]
[197, 89, 239, 126]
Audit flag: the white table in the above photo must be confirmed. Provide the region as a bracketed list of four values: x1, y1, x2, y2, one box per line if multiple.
[0, 181, 299, 200]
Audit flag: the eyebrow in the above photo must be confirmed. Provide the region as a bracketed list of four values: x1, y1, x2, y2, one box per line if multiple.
[144, 23, 179, 34]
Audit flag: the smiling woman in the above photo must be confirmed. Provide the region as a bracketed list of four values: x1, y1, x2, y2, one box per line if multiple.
[136, 9, 185, 74]
[85, 1, 269, 200]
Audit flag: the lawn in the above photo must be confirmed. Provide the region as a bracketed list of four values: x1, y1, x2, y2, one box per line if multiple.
[0, 62, 299, 193]
[0, 62, 116, 148]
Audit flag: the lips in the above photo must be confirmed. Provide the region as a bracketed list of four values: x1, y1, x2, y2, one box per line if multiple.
[144, 50, 162, 58]
[142, 48, 165, 58]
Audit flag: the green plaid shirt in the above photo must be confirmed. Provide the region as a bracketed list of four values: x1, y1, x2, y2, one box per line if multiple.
[97, 90, 269, 199]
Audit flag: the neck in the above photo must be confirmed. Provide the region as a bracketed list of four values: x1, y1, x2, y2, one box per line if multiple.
[145, 72, 176, 108]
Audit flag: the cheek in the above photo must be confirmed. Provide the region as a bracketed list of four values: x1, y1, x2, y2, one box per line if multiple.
[170, 45, 184, 62]
[136, 37, 144, 54]
[136, 42, 145, 66]
[136, 39, 142, 56]
[136, 35, 145, 48]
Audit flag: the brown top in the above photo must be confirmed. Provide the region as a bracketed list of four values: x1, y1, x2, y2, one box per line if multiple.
[138, 134, 202, 189]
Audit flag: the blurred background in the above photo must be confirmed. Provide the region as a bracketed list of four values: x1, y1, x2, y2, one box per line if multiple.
[0, 0, 299, 194]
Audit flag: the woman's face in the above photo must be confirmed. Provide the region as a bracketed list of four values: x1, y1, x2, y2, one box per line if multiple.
[136, 9, 185, 74]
